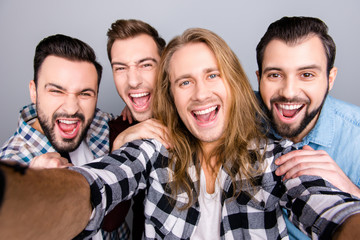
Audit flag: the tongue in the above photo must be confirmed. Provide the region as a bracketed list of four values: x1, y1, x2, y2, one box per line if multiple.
[282, 109, 298, 118]
[58, 122, 77, 133]
[133, 95, 150, 107]
[196, 110, 216, 122]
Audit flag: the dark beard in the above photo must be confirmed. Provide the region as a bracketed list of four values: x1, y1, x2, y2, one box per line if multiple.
[268, 91, 328, 139]
[36, 105, 92, 153]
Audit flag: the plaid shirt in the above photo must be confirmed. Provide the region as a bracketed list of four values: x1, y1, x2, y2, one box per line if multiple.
[0, 104, 113, 163]
[71, 138, 360, 240]
[0, 104, 130, 240]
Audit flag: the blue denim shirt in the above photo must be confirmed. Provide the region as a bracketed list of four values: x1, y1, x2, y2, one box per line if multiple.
[269, 95, 360, 239]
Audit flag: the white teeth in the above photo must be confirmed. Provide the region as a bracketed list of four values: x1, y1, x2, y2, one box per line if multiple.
[130, 92, 149, 98]
[278, 104, 302, 110]
[193, 106, 217, 115]
[58, 119, 77, 124]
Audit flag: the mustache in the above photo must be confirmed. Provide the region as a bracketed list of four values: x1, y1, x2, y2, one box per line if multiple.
[270, 96, 310, 105]
[52, 112, 85, 122]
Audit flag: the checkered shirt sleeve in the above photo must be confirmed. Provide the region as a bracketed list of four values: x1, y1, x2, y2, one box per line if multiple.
[0, 104, 56, 164]
[71, 138, 360, 239]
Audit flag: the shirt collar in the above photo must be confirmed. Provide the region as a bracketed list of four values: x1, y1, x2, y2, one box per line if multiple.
[300, 96, 334, 148]
[18, 104, 55, 153]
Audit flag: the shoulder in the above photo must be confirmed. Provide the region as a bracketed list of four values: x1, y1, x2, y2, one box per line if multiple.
[94, 108, 114, 122]
[0, 133, 37, 164]
[325, 96, 360, 126]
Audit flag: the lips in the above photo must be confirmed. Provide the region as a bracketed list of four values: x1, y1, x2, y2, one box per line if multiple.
[129, 92, 150, 110]
[276, 103, 304, 119]
[192, 105, 219, 123]
[56, 119, 80, 139]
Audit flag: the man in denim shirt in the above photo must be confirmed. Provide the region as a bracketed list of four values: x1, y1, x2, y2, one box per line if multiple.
[256, 16, 360, 239]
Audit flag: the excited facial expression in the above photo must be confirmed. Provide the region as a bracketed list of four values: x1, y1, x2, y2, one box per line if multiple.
[111, 34, 160, 122]
[30, 56, 98, 152]
[169, 42, 230, 150]
[258, 35, 336, 142]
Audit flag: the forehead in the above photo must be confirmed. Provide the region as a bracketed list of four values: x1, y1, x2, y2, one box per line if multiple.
[111, 34, 160, 63]
[38, 55, 98, 91]
[262, 36, 327, 71]
[169, 42, 218, 79]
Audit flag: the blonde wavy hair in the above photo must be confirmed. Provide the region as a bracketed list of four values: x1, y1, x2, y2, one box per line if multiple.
[152, 28, 266, 209]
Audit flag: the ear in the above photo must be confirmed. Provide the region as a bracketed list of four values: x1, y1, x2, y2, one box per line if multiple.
[29, 80, 37, 104]
[256, 71, 260, 84]
[328, 67, 337, 91]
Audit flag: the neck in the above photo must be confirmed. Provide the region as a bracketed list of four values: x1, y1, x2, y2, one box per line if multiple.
[31, 118, 44, 135]
[200, 143, 220, 194]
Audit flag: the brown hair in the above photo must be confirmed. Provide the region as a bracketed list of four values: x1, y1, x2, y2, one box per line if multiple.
[256, 16, 336, 77]
[106, 19, 166, 62]
[153, 28, 266, 209]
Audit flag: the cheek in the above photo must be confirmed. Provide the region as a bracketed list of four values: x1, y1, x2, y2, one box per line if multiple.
[172, 92, 187, 119]
[81, 100, 97, 118]
[144, 71, 157, 86]
[259, 82, 274, 105]
[114, 75, 126, 88]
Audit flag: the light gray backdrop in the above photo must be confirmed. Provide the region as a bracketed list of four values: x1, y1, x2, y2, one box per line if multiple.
[1, 0, 359, 145]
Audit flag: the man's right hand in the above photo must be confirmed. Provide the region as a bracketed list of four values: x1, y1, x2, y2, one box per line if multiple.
[120, 105, 133, 124]
[112, 118, 171, 150]
[29, 152, 73, 169]
[275, 145, 360, 198]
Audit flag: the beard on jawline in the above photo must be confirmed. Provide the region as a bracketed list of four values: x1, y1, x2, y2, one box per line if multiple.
[37, 106, 92, 153]
[268, 91, 328, 139]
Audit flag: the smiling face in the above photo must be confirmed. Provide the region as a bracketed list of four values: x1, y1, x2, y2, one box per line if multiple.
[111, 34, 160, 122]
[169, 42, 229, 150]
[30, 55, 98, 152]
[258, 35, 336, 142]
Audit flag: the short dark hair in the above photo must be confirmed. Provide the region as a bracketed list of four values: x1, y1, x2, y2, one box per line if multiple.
[33, 34, 102, 87]
[106, 19, 166, 62]
[256, 16, 336, 77]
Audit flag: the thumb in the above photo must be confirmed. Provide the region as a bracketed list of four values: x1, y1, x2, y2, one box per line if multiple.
[302, 145, 314, 150]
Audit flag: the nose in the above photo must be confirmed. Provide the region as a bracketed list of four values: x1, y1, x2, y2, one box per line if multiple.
[62, 93, 80, 115]
[193, 79, 211, 102]
[127, 67, 143, 88]
[279, 77, 298, 99]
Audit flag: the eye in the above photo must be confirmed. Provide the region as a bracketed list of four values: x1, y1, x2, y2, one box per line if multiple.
[48, 89, 64, 95]
[139, 61, 155, 71]
[114, 66, 127, 72]
[79, 92, 95, 98]
[268, 73, 281, 78]
[209, 73, 219, 79]
[302, 72, 314, 78]
[180, 80, 190, 87]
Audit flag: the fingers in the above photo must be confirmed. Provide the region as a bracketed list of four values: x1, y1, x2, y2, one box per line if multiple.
[279, 161, 336, 180]
[29, 152, 71, 169]
[112, 119, 171, 150]
[121, 106, 133, 124]
[275, 147, 326, 165]
[275, 148, 332, 177]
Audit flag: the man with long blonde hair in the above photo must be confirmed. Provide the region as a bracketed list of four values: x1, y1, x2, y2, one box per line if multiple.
[1, 28, 360, 239]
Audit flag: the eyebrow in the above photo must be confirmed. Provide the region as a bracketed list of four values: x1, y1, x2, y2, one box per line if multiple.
[263, 64, 322, 74]
[111, 57, 158, 67]
[45, 83, 96, 95]
[173, 67, 219, 85]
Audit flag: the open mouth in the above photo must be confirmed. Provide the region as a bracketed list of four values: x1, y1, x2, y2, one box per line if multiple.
[56, 119, 80, 139]
[192, 105, 219, 122]
[276, 103, 304, 119]
[129, 92, 150, 109]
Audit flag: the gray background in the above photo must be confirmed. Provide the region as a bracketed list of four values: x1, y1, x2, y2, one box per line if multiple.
[1, 0, 359, 145]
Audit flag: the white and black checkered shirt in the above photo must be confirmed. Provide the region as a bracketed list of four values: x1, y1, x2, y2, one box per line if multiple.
[71, 138, 360, 239]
